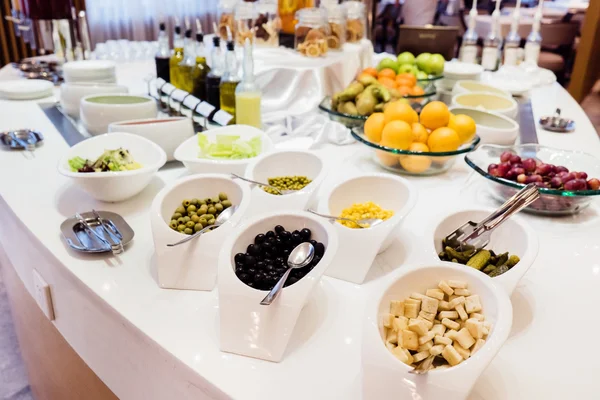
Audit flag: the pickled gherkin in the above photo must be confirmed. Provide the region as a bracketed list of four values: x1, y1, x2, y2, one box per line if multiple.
[439, 241, 520, 278]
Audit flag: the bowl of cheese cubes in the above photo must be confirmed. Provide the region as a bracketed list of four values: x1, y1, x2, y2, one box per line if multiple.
[362, 263, 512, 400]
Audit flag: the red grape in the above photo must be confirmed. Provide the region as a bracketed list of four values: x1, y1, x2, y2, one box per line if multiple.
[549, 177, 563, 188]
[500, 151, 513, 163]
[574, 172, 588, 180]
[510, 154, 522, 164]
[522, 158, 537, 172]
[562, 172, 577, 183]
[497, 162, 511, 177]
[535, 163, 553, 176]
[587, 178, 600, 190]
[516, 174, 527, 183]
[555, 166, 569, 173]
[526, 174, 543, 183]
[487, 163, 498, 173]
[564, 179, 587, 191]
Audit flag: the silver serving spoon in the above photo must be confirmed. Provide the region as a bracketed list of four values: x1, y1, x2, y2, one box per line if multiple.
[260, 242, 315, 305]
[307, 209, 384, 229]
[410, 355, 436, 375]
[231, 173, 296, 195]
[167, 206, 237, 247]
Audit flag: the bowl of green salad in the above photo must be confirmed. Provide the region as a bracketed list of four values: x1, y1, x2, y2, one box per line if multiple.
[58, 132, 167, 202]
[173, 125, 274, 176]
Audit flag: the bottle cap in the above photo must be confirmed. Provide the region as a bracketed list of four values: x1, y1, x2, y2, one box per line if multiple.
[213, 36, 221, 46]
[196, 33, 204, 42]
[159, 22, 166, 31]
[175, 26, 181, 35]
[226, 41, 234, 51]
[185, 29, 192, 38]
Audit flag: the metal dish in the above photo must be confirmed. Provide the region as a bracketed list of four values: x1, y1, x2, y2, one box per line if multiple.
[539, 108, 575, 133]
[60, 211, 134, 253]
[0, 129, 44, 150]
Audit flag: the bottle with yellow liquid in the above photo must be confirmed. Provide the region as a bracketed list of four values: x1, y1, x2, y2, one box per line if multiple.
[193, 28, 210, 100]
[235, 39, 261, 128]
[219, 40, 240, 123]
[169, 24, 184, 87]
[175, 29, 196, 93]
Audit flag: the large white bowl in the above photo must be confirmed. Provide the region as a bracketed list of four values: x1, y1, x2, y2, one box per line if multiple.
[452, 92, 518, 120]
[430, 208, 538, 295]
[80, 94, 158, 135]
[174, 125, 274, 175]
[63, 60, 116, 83]
[443, 61, 484, 80]
[108, 117, 195, 161]
[318, 173, 417, 284]
[452, 80, 512, 99]
[449, 106, 519, 145]
[243, 150, 327, 216]
[218, 211, 338, 362]
[362, 263, 512, 400]
[58, 132, 167, 202]
[60, 82, 128, 118]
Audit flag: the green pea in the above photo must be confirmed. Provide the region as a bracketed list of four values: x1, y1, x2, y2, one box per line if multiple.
[208, 206, 216, 215]
[219, 192, 228, 201]
[177, 224, 186, 231]
[187, 204, 197, 213]
[183, 216, 191, 223]
[208, 218, 216, 225]
[175, 206, 185, 214]
[186, 221, 195, 228]
[184, 228, 193, 235]
[221, 200, 232, 208]
[182, 199, 191, 207]
[215, 203, 224, 212]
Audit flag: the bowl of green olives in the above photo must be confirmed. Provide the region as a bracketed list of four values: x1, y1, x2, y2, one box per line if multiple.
[151, 173, 251, 291]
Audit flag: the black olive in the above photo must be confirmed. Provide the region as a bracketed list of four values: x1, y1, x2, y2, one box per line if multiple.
[256, 261, 265, 270]
[254, 233, 265, 244]
[300, 228, 311, 240]
[275, 257, 285, 265]
[246, 254, 257, 266]
[280, 230, 291, 240]
[247, 244, 260, 256]
[314, 242, 325, 257]
[264, 251, 274, 260]
[286, 276, 298, 286]
[274, 225, 285, 234]
[266, 230, 276, 238]
[238, 272, 249, 282]
[291, 233, 302, 245]
[234, 253, 246, 264]
[309, 239, 318, 247]
[292, 230, 300, 236]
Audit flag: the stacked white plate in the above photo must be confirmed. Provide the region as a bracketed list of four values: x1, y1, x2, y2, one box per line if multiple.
[63, 60, 117, 84]
[0, 79, 54, 100]
[438, 61, 484, 91]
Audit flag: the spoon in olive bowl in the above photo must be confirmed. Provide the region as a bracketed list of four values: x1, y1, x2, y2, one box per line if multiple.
[260, 242, 315, 306]
[230, 173, 297, 195]
[307, 209, 384, 229]
[167, 206, 238, 247]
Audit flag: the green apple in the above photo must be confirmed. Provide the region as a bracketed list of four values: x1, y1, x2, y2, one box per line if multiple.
[427, 54, 446, 75]
[415, 53, 432, 73]
[416, 70, 428, 80]
[397, 51, 416, 66]
[377, 58, 399, 73]
[397, 63, 416, 74]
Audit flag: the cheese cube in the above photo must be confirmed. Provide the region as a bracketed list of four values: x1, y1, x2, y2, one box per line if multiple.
[465, 318, 484, 339]
[418, 331, 436, 345]
[405, 298, 421, 306]
[448, 295, 459, 302]
[448, 280, 467, 289]
[471, 338, 486, 355]
[402, 329, 419, 351]
[435, 335, 452, 345]
[438, 300, 451, 311]
[393, 316, 409, 333]
[391, 346, 411, 365]
[444, 329, 459, 340]
[454, 288, 471, 296]
[465, 295, 482, 314]
[431, 324, 446, 336]
[441, 318, 460, 330]
[386, 330, 398, 345]
[390, 300, 405, 317]
[442, 345, 463, 366]
[454, 342, 471, 360]
[482, 326, 489, 336]
[383, 313, 394, 328]
[438, 310, 459, 320]
[421, 296, 439, 314]
[418, 310, 436, 322]
[410, 292, 426, 300]
[469, 312, 485, 321]
[429, 344, 445, 356]
[448, 296, 466, 309]
[413, 350, 430, 363]
[404, 348, 415, 365]
[483, 320, 492, 330]
[418, 341, 433, 352]
[438, 280, 454, 296]
[408, 318, 429, 336]
[455, 303, 468, 321]
[455, 328, 476, 349]
[417, 316, 434, 330]
[426, 288, 445, 300]
[385, 341, 396, 351]
[404, 303, 419, 318]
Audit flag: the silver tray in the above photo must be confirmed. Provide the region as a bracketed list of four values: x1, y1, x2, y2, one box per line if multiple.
[60, 211, 134, 253]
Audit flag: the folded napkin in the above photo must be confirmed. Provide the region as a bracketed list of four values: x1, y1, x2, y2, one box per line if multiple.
[263, 112, 355, 148]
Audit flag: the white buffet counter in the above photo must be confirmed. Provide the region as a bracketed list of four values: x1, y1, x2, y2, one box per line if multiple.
[0, 67, 599, 399]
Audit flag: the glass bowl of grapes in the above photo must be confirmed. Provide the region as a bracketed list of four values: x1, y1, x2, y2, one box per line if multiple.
[465, 144, 600, 215]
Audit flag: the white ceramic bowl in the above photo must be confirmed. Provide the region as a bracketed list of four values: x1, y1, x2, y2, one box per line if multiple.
[243, 150, 327, 216]
[151, 174, 251, 291]
[318, 173, 417, 284]
[449, 106, 519, 145]
[452, 92, 518, 120]
[452, 80, 512, 99]
[430, 208, 538, 295]
[0, 79, 54, 100]
[362, 263, 512, 400]
[58, 132, 167, 202]
[174, 125, 274, 175]
[108, 117, 194, 161]
[60, 82, 128, 118]
[63, 60, 116, 83]
[218, 211, 338, 362]
[443, 61, 484, 80]
[80, 94, 157, 135]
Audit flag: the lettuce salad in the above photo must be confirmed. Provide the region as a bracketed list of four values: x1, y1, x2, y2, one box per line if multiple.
[197, 133, 262, 160]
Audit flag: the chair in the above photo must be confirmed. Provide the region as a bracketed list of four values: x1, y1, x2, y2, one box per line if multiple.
[396, 25, 460, 60]
[537, 21, 579, 82]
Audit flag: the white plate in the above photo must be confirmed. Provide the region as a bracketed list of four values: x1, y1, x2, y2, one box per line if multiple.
[0, 79, 54, 100]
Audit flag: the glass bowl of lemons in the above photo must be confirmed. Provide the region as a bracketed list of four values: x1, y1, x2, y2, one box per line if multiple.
[351, 101, 480, 176]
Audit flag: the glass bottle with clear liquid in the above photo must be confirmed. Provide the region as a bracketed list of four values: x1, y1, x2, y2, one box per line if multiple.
[169, 25, 184, 87]
[219, 40, 240, 122]
[193, 32, 210, 100]
[459, 28, 478, 64]
[481, 25, 502, 71]
[503, 30, 521, 66]
[205, 36, 223, 108]
[174, 29, 196, 93]
[524, 20, 542, 66]
[155, 22, 170, 82]
[235, 39, 261, 128]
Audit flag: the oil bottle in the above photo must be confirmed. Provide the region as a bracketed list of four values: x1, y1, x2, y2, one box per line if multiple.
[155, 22, 170, 82]
[169, 23, 184, 87]
[175, 29, 196, 92]
[193, 24, 210, 100]
[235, 39, 261, 128]
[219, 39, 240, 122]
[205, 35, 224, 108]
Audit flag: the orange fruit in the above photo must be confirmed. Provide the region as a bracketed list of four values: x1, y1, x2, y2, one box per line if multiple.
[376, 150, 399, 167]
[419, 101, 451, 130]
[409, 86, 425, 96]
[448, 114, 477, 144]
[397, 86, 411, 96]
[411, 122, 429, 143]
[377, 68, 397, 79]
[380, 120, 413, 150]
[427, 127, 461, 152]
[378, 76, 397, 89]
[400, 142, 432, 173]
[362, 67, 378, 77]
[397, 73, 417, 86]
[395, 78, 414, 88]
[383, 100, 418, 125]
[364, 113, 385, 143]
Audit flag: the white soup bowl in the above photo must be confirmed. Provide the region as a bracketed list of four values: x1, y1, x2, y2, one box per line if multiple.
[60, 82, 128, 118]
[449, 106, 520, 145]
[80, 94, 157, 135]
[452, 92, 518, 120]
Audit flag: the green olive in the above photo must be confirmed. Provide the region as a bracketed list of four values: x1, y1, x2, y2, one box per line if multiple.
[177, 217, 185, 224]
[177, 224, 186, 231]
[191, 198, 199, 206]
[172, 212, 182, 220]
[169, 221, 178, 229]
[187, 204, 197, 213]
[215, 203, 224, 212]
[183, 216, 191, 223]
[208, 218, 216, 225]
[182, 199, 191, 207]
[205, 197, 212, 204]
[205, 214, 214, 220]
[199, 199, 206, 205]
[207, 206, 216, 215]
[211, 196, 220, 204]
[197, 208, 207, 216]
[221, 200, 232, 208]
[219, 192, 228, 201]
[191, 215, 200, 223]
[184, 228, 193, 235]
[185, 221, 194, 228]
[194, 223, 204, 231]
[175, 206, 185, 214]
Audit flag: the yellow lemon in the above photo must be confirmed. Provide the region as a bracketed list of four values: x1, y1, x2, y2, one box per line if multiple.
[399, 142, 432, 173]
[447, 114, 477, 144]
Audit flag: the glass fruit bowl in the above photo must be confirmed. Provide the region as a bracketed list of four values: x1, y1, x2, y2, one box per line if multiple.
[351, 126, 480, 176]
[465, 144, 600, 215]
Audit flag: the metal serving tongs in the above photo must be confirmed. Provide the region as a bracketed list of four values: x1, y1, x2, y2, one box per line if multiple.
[444, 184, 540, 253]
[74, 211, 124, 255]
